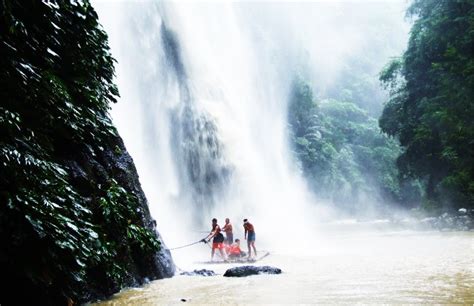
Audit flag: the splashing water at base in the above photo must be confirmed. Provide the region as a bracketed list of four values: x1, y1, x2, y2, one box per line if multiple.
[94, 230, 474, 305]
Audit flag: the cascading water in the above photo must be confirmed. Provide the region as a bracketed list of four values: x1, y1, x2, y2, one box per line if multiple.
[161, 23, 233, 214]
[94, 1, 409, 260]
[94, 1, 327, 258]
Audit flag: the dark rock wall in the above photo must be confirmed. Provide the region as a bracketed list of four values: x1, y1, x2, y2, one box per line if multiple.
[65, 134, 176, 303]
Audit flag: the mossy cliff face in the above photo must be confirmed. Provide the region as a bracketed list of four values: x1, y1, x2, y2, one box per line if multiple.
[0, 1, 174, 304]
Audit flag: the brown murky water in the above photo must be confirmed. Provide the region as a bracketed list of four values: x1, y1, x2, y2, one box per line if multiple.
[94, 231, 474, 305]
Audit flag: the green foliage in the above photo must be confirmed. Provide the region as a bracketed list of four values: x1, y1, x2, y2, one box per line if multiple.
[289, 78, 421, 210]
[98, 180, 160, 254]
[0, 1, 160, 303]
[379, 0, 474, 209]
[94, 180, 160, 286]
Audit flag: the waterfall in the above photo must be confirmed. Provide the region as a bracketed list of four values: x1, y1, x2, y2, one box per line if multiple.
[161, 23, 233, 214]
[94, 1, 408, 256]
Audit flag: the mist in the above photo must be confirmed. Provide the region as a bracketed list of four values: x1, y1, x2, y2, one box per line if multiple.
[94, 0, 411, 258]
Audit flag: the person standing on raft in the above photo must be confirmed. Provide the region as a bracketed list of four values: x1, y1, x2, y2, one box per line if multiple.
[243, 218, 257, 258]
[204, 218, 227, 261]
[222, 218, 233, 245]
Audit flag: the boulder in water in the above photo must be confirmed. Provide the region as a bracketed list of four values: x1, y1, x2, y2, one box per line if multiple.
[223, 265, 282, 277]
[180, 269, 216, 276]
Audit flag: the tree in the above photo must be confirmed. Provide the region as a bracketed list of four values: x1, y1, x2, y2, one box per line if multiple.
[288, 78, 421, 212]
[379, 0, 474, 211]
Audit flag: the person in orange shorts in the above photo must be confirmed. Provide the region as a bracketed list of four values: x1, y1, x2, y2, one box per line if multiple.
[205, 218, 227, 261]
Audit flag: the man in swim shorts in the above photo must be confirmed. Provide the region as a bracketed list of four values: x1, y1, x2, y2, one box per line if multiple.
[205, 218, 227, 261]
[222, 217, 233, 245]
[243, 218, 257, 258]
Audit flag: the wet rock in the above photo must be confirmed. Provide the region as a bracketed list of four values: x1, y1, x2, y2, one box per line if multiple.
[180, 269, 216, 276]
[427, 210, 474, 231]
[399, 210, 474, 231]
[223, 265, 282, 277]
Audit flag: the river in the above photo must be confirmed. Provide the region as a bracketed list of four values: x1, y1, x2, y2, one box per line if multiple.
[95, 228, 474, 304]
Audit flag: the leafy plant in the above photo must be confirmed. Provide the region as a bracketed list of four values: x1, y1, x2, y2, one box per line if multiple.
[379, 0, 474, 210]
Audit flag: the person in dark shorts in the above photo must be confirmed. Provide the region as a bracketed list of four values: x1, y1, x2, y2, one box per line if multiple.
[243, 218, 257, 258]
[222, 217, 233, 245]
[205, 218, 227, 261]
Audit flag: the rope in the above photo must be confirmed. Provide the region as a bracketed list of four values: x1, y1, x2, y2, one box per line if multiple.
[169, 238, 206, 250]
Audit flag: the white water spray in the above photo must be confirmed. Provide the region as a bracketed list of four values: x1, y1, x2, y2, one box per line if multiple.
[94, 1, 409, 262]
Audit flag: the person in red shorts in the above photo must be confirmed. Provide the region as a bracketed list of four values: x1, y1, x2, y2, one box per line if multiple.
[205, 218, 227, 261]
